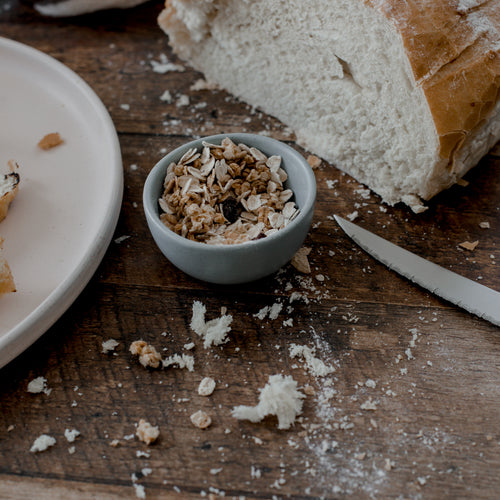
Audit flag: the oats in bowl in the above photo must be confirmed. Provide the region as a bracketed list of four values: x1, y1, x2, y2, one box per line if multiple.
[158, 137, 300, 245]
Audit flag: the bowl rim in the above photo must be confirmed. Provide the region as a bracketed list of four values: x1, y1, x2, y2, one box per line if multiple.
[143, 133, 316, 253]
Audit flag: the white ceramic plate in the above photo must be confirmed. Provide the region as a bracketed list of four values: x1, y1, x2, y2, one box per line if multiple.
[0, 37, 123, 369]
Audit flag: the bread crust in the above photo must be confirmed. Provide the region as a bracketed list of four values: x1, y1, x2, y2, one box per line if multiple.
[0, 171, 20, 223]
[366, 0, 500, 167]
[0, 163, 19, 296]
[0, 238, 15, 296]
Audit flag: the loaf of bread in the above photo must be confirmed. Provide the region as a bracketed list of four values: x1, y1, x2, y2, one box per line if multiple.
[158, 0, 500, 211]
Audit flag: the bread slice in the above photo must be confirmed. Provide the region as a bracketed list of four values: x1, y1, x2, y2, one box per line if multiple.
[158, 0, 500, 211]
[0, 163, 20, 223]
[0, 238, 15, 296]
[0, 162, 19, 297]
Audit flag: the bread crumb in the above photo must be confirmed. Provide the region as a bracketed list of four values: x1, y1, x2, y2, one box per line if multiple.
[176, 94, 190, 107]
[384, 458, 395, 471]
[346, 210, 359, 221]
[102, 339, 119, 353]
[254, 302, 283, 320]
[401, 194, 428, 214]
[130, 340, 162, 368]
[289, 344, 335, 377]
[163, 353, 194, 371]
[38, 132, 63, 150]
[64, 429, 80, 443]
[136, 419, 160, 445]
[360, 398, 378, 411]
[190, 301, 233, 349]
[456, 178, 469, 187]
[198, 377, 216, 396]
[190, 410, 212, 429]
[160, 90, 172, 102]
[303, 385, 316, 396]
[306, 155, 322, 169]
[189, 78, 219, 91]
[133, 483, 146, 499]
[27, 376, 51, 395]
[114, 235, 130, 244]
[232, 374, 305, 429]
[30, 434, 56, 453]
[459, 240, 479, 251]
[150, 54, 185, 73]
[291, 246, 311, 273]
[479, 221, 490, 229]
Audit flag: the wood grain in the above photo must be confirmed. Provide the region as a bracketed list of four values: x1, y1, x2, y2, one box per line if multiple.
[1, 2, 499, 499]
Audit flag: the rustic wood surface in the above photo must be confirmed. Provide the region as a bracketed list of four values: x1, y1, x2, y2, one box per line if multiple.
[1, 2, 499, 499]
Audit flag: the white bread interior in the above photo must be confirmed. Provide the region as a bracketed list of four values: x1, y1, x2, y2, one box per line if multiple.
[158, 0, 500, 210]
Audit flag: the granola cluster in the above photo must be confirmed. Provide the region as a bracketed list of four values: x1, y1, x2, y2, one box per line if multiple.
[159, 137, 300, 244]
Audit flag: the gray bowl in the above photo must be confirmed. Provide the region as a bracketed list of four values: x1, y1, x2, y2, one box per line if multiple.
[143, 133, 316, 284]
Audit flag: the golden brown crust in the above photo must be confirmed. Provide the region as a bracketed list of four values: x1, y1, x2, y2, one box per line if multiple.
[0, 162, 19, 297]
[0, 167, 20, 223]
[37, 132, 64, 150]
[0, 238, 15, 296]
[366, 0, 500, 163]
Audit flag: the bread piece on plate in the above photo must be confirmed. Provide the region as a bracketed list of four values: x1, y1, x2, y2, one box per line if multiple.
[158, 0, 500, 212]
[0, 164, 20, 223]
[0, 238, 15, 296]
[0, 162, 19, 297]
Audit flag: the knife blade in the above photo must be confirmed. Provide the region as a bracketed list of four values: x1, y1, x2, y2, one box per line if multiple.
[334, 215, 500, 326]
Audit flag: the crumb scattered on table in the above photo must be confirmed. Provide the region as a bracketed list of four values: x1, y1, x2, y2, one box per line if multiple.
[136, 419, 160, 445]
[190, 410, 212, 429]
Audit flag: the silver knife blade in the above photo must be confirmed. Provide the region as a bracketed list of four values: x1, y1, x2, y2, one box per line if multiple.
[334, 215, 500, 326]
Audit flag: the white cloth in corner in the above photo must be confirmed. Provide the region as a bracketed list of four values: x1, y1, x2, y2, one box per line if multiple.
[34, 0, 149, 17]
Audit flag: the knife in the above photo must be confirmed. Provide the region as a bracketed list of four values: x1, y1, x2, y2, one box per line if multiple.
[334, 215, 500, 326]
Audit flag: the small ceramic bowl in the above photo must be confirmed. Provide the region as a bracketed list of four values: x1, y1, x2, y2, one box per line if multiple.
[143, 133, 316, 284]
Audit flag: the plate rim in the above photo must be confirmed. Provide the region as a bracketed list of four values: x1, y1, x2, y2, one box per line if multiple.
[0, 36, 123, 369]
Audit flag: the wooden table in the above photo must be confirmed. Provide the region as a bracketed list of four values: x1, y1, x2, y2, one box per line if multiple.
[1, 2, 499, 498]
